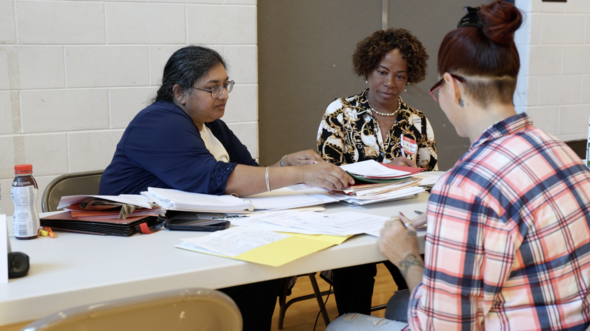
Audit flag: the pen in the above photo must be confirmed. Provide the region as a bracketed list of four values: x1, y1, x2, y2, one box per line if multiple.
[414, 210, 423, 215]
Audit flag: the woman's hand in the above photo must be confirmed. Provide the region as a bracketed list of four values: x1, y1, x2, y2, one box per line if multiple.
[377, 213, 424, 292]
[378, 216, 420, 266]
[391, 157, 417, 168]
[282, 150, 324, 166]
[302, 162, 354, 190]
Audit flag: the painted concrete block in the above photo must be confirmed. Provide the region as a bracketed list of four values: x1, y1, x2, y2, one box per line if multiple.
[187, 5, 256, 44]
[21, 89, 109, 133]
[66, 46, 149, 88]
[17, 1, 105, 44]
[110, 87, 158, 129]
[106, 3, 186, 44]
[68, 130, 124, 173]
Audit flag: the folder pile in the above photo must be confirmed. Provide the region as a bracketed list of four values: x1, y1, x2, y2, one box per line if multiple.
[40, 195, 163, 236]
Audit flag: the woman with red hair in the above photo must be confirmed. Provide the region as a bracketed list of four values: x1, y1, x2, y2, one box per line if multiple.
[328, 1, 590, 330]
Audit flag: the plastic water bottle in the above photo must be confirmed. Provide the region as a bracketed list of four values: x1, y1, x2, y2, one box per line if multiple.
[11, 164, 39, 240]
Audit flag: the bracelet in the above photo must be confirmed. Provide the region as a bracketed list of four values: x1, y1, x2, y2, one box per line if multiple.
[280, 155, 287, 167]
[265, 167, 271, 191]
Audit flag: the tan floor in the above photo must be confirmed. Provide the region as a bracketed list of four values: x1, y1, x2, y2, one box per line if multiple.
[1, 264, 397, 331]
[271, 263, 398, 331]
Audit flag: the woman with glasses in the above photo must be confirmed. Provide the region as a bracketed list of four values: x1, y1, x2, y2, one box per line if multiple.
[99, 45, 353, 331]
[327, 1, 590, 330]
[316, 28, 437, 318]
[101, 45, 352, 198]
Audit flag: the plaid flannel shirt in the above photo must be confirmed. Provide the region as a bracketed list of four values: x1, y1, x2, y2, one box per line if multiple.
[408, 113, 590, 330]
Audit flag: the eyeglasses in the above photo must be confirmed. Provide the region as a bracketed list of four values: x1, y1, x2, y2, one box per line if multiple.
[192, 80, 235, 99]
[429, 74, 466, 102]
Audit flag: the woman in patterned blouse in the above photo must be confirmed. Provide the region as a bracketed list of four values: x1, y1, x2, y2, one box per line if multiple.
[317, 28, 438, 170]
[317, 28, 436, 317]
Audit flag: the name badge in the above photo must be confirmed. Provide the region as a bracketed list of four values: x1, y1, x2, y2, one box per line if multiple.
[401, 135, 417, 155]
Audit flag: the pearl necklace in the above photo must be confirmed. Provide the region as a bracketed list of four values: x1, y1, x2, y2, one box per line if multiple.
[368, 96, 402, 117]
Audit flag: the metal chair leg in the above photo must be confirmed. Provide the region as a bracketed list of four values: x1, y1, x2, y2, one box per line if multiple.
[308, 273, 331, 326]
[278, 277, 291, 329]
[277, 273, 333, 329]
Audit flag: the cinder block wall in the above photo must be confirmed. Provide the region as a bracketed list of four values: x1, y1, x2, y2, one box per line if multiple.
[515, 0, 590, 141]
[0, 0, 258, 216]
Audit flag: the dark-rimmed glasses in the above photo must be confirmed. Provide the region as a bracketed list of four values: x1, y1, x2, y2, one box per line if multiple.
[192, 80, 235, 99]
[429, 74, 466, 102]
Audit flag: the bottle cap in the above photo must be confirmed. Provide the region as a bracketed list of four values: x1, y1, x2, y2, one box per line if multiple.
[14, 164, 33, 174]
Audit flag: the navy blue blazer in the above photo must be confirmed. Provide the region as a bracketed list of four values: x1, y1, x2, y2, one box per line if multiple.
[99, 101, 258, 195]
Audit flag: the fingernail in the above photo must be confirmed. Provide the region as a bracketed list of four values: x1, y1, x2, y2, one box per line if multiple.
[400, 211, 406, 217]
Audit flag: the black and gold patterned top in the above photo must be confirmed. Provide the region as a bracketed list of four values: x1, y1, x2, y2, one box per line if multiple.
[317, 89, 438, 170]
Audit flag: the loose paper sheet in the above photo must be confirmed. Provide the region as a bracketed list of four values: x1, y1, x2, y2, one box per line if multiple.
[314, 212, 391, 237]
[181, 227, 288, 257]
[177, 230, 336, 267]
[0, 215, 8, 284]
[234, 211, 360, 236]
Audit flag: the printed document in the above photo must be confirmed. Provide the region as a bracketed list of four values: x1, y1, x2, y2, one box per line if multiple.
[180, 227, 288, 257]
[239, 211, 360, 236]
[314, 212, 391, 237]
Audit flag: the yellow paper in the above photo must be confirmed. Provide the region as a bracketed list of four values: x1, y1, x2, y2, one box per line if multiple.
[280, 232, 354, 245]
[178, 235, 338, 267]
[234, 236, 334, 266]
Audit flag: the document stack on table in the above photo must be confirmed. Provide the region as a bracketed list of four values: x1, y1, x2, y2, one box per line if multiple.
[340, 160, 423, 183]
[335, 160, 426, 205]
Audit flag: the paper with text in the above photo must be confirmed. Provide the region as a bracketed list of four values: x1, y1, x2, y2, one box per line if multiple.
[313, 212, 391, 237]
[181, 227, 288, 257]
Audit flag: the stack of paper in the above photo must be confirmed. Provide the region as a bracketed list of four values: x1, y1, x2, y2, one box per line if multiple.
[342, 186, 424, 205]
[413, 171, 446, 188]
[332, 177, 424, 205]
[145, 187, 252, 212]
[340, 160, 423, 183]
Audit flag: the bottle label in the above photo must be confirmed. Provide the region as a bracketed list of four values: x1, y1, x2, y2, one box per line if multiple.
[11, 185, 39, 238]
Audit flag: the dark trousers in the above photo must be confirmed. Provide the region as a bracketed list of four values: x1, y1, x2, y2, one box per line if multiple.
[331, 261, 408, 315]
[218, 279, 280, 331]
